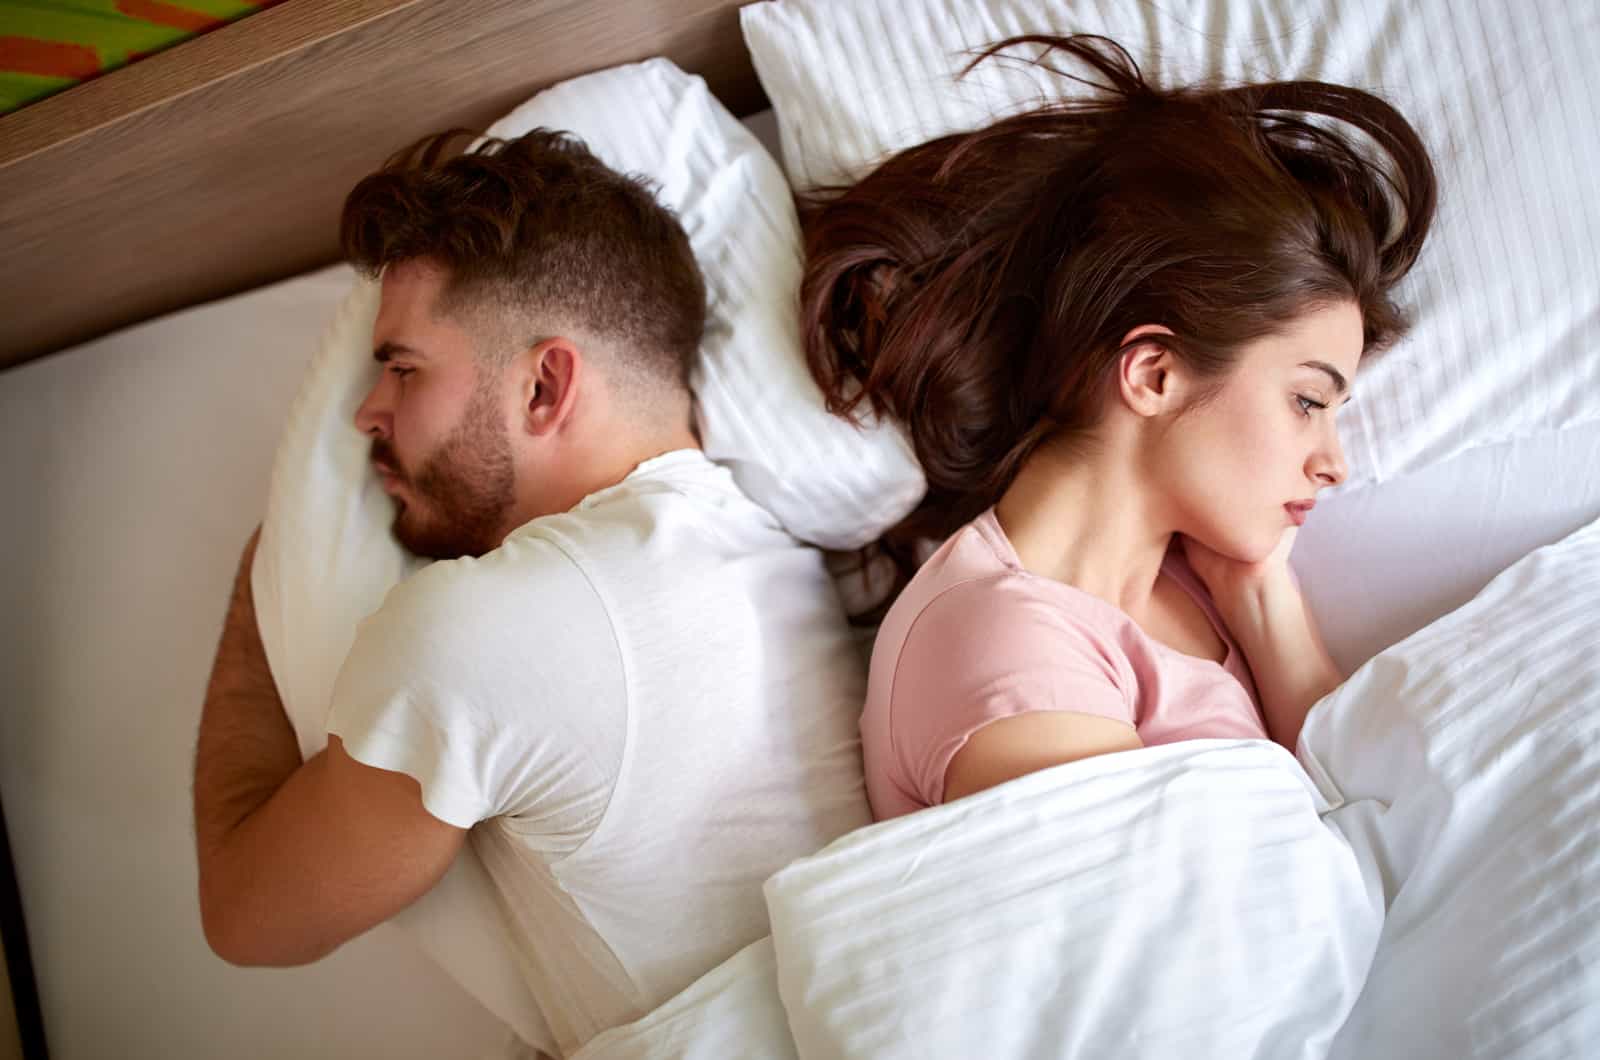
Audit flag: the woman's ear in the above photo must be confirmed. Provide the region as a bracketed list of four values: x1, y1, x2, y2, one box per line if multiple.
[518, 338, 583, 437]
[1115, 324, 1183, 418]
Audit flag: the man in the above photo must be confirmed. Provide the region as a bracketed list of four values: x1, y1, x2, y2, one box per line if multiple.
[193, 128, 869, 1056]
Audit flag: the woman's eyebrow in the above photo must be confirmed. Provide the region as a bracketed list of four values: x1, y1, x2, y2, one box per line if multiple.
[1300, 360, 1349, 395]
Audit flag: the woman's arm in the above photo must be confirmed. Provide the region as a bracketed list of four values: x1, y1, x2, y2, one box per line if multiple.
[944, 712, 1144, 803]
[1182, 530, 1342, 753]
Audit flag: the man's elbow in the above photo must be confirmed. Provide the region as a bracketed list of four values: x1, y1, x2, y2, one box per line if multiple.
[198, 879, 333, 968]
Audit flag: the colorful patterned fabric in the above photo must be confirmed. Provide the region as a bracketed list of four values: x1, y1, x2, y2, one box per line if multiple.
[0, 0, 281, 115]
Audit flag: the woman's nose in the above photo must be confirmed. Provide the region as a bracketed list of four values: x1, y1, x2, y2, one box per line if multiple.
[1310, 432, 1348, 488]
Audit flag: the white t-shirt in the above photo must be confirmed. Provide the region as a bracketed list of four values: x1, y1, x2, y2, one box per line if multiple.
[327, 449, 870, 1055]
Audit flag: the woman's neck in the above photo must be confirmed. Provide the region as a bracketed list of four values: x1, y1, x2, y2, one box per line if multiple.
[993, 438, 1174, 619]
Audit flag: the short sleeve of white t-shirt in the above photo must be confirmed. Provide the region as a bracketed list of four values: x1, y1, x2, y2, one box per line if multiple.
[327, 533, 627, 853]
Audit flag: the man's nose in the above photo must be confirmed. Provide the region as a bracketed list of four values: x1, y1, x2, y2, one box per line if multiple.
[353, 381, 389, 438]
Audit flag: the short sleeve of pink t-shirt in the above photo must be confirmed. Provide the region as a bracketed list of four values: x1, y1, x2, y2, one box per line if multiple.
[861, 510, 1267, 820]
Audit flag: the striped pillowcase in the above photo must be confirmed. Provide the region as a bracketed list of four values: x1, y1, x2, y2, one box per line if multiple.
[739, 0, 1600, 492]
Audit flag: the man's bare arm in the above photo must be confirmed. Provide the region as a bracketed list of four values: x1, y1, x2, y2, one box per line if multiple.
[193, 530, 465, 966]
[193, 529, 301, 884]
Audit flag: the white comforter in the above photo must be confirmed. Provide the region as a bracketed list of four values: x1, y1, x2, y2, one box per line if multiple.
[576, 516, 1600, 1060]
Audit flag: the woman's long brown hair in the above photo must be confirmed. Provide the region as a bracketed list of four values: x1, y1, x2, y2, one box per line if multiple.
[801, 35, 1436, 604]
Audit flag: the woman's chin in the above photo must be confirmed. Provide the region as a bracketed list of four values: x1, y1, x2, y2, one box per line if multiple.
[1217, 536, 1279, 567]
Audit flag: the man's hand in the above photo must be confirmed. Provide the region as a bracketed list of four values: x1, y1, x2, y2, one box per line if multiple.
[193, 530, 466, 966]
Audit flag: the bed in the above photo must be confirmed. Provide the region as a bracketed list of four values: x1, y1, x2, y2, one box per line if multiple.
[1, 0, 1597, 1058]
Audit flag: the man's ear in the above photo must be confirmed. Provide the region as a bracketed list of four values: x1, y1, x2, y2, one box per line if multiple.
[1115, 324, 1184, 418]
[518, 338, 583, 437]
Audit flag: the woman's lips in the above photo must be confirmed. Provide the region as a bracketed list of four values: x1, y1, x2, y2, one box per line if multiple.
[1285, 501, 1315, 526]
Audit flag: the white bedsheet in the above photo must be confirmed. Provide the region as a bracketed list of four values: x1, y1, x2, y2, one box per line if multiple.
[574, 514, 1600, 1059]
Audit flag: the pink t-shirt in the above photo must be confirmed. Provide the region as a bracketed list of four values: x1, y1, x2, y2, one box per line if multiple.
[862, 509, 1267, 820]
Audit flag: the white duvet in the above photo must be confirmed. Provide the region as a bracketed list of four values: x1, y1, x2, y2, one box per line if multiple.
[576, 514, 1600, 1060]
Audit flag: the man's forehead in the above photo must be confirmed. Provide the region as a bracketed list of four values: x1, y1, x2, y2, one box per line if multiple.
[371, 305, 477, 368]
[378, 260, 447, 317]
[374, 264, 471, 351]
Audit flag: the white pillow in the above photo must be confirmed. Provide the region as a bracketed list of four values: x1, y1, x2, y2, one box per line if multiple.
[254, 275, 412, 761]
[739, 0, 1600, 495]
[491, 59, 922, 552]
[253, 57, 921, 1056]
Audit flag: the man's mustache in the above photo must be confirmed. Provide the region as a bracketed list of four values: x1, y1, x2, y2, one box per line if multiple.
[370, 440, 405, 480]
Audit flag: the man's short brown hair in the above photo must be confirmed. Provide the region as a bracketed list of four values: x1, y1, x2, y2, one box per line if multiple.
[341, 128, 706, 397]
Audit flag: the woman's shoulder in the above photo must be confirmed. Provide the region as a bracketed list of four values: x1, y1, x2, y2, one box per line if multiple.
[881, 517, 1042, 631]
[888, 514, 1128, 644]
[881, 570, 1126, 697]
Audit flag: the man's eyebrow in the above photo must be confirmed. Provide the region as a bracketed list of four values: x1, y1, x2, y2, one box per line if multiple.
[373, 341, 421, 364]
[1300, 360, 1349, 395]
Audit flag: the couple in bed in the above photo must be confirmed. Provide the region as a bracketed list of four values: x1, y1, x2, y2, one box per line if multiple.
[193, 35, 1434, 1056]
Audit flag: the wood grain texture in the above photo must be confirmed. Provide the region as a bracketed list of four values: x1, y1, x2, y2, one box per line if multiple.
[0, 0, 768, 372]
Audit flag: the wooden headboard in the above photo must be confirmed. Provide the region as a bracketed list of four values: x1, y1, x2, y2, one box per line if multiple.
[0, 0, 767, 373]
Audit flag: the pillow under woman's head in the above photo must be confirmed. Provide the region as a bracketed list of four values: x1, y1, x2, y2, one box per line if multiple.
[741, 0, 1600, 493]
[796, 33, 1436, 548]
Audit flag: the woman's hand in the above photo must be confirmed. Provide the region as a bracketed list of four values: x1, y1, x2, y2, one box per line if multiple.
[1178, 527, 1340, 754]
[1179, 527, 1300, 622]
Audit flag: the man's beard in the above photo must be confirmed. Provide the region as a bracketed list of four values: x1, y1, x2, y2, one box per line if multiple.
[372, 380, 517, 561]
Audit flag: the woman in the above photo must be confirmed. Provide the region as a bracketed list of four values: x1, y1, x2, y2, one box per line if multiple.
[800, 35, 1437, 820]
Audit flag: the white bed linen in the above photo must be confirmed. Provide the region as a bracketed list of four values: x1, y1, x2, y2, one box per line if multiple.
[767, 740, 1378, 1060]
[572, 514, 1600, 1059]
[571, 742, 1377, 1060]
[575, 940, 796, 1060]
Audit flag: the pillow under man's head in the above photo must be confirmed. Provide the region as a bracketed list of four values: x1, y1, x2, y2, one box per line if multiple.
[337, 128, 708, 560]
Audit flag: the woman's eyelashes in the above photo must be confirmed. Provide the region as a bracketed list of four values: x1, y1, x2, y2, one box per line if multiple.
[1296, 394, 1329, 416]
